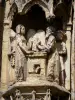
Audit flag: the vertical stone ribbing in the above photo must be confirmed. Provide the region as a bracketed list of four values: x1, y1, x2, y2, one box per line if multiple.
[0, 3, 5, 88]
[1, 1, 11, 91]
[71, 0, 75, 100]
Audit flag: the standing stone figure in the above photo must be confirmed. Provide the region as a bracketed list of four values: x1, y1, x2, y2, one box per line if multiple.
[9, 24, 32, 82]
[8, 29, 16, 68]
[15, 24, 33, 81]
[27, 29, 36, 51]
[15, 24, 27, 81]
[37, 27, 60, 83]
[27, 29, 45, 52]
[45, 27, 59, 83]
[56, 30, 67, 86]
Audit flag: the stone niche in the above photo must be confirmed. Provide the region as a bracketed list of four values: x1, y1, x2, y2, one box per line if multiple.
[2, 0, 71, 100]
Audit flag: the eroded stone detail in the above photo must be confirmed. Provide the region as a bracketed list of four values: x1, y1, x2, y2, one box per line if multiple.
[1, 0, 71, 100]
[9, 24, 62, 86]
[56, 30, 67, 86]
[15, 89, 51, 100]
[8, 24, 33, 82]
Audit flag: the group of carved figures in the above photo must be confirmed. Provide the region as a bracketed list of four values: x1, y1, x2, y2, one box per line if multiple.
[8, 24, 67, 86]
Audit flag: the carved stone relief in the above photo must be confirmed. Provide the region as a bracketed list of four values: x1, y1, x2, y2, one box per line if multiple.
[56, 30, 67, 86]
[8, 24, 33, 82]
[8, 24, 62, 85]
[0, 0, 72, 100]
[7, 0, 68, 88]
[15, 89, 51, 100]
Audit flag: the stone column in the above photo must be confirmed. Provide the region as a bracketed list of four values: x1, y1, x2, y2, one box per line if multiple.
[1, 1, 11, 91]
[65, 22, 72, 90]
[63, 2, 72, 92]
[71, 1, 75, 100]
[0, 4, 4, 88]
[65, 24, 72, 90]
[1, 21, 10, 91]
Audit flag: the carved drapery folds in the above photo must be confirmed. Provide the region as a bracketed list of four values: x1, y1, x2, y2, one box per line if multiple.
[56, 30, 67, 86]
[8, 24, 67, 86]
[1, 0, 72, 100]
[8, 24, 33, 82]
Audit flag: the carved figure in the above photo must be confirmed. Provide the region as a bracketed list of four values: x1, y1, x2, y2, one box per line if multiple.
[45, 27, 59, 83]
[14, 24, 27, 81]
[33, 64, 41, 74]
[15, 89, 25, 100]
[27, 29, 36, 41]
[37, 27, 60, 83]
[27, 30, 45, 52]
[27, 29, 36, 51]
[56, 30, 67, 86]
[8, 24, 33, 82]
[15, 24, 33, 81]
[8, 29, 16, 68]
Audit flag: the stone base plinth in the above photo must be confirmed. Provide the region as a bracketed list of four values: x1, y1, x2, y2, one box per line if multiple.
[2, 81, 70, 100]
[26, 52, 47, 80]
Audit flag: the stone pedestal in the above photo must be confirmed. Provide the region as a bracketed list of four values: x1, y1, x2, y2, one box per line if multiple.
[26, 52, 47, 81]
[2, 81, 70, 100]
[2, 52, 70, 100]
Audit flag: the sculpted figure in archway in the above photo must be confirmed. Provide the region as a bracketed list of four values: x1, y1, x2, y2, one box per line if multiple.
[8, 24, 33, 82]
[56, 30, 67, 86]
[37, 27, 60, 83]
[28, 26, 60, 83]
[15, 24, 27, 82]
[27, 29, 46, 52]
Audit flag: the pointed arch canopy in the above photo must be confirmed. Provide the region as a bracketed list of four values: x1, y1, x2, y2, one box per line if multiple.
[10, 0, 50, 18]
[21, 0, 50, 17]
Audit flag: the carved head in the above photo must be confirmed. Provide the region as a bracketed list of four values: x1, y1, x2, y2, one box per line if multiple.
[16, 24, 25, 35]
[46, 27, 53, 38]
[20, 25, 25, 35]
[16, 24, 21, 34]
[56, 30, 66, 41]
[27, 29, 36, 40]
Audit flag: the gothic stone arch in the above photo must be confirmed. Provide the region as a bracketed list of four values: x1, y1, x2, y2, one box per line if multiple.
[8, 0, 50, 28]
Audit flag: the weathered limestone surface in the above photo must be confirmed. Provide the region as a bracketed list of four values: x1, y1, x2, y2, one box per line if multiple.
[0, 0, 74, 100]
[71, 1, 75, 100]
[1, 1, 11, 91]
[65, 25, 72, 90]
[0, 5, 4, 88]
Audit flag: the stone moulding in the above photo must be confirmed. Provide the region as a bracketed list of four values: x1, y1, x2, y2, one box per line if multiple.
[21, 0, 49, 16]
[2, 82, 70, 99]
[26, 52, 47, 58]
[8, 0, 50, 20]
